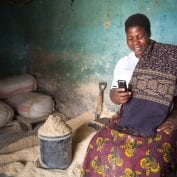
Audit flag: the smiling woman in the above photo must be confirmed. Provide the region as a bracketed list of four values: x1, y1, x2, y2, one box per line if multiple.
[81, 13, 177, 177]
[125, 14, 151, 58]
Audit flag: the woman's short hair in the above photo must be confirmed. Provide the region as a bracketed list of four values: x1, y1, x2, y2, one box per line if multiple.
[125, 13, 151, 37]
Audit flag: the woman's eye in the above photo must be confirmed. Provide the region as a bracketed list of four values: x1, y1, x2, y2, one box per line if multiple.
[137, 35, 143, 39]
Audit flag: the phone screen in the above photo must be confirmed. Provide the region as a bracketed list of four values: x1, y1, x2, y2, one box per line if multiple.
[117, 80, 127, 91]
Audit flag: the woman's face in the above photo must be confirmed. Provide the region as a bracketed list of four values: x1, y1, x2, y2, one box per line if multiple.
[126, 26, 150, 58]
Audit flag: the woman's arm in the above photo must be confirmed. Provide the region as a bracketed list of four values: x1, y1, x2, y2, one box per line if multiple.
[157, 96, 177, 133]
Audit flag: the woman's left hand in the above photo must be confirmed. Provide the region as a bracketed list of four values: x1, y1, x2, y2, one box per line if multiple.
[157, 116, 177, 134]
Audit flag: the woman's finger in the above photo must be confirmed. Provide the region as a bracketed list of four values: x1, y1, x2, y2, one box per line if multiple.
[157, 120, 176, 133]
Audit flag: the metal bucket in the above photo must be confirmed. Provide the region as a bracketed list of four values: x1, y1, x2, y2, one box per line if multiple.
[38, 132, 72, 169]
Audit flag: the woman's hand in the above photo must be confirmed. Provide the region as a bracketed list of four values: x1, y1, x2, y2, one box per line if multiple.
[157, 116, 177, 134]
[110, 88, 131, 105]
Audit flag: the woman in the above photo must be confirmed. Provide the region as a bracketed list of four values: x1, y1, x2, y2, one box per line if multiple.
[81, 14, 177, 177]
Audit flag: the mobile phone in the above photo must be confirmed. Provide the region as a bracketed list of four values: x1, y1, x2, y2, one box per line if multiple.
[117, 80, 127, 91]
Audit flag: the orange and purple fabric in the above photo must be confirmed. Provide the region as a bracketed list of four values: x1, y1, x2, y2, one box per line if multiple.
[81, 117, 177, 177]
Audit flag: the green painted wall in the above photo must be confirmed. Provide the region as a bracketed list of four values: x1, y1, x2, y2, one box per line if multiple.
[0, 0, 177, 118]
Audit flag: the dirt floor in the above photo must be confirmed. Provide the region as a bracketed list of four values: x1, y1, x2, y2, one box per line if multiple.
[0, 111, 177, 177]
[0, 112, 104, 177]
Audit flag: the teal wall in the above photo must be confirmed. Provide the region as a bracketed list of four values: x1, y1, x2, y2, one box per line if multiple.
[0, 0, 177, 117]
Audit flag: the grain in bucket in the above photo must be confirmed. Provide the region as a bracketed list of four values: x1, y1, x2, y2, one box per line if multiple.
[38, 114, 72, 169]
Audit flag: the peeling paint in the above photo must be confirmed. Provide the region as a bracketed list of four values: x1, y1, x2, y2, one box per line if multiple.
[104, 19, 111, 29]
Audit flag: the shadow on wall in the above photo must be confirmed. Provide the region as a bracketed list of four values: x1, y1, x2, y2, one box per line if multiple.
[6, 0, 33, 6]
[35, 76, 115, 119]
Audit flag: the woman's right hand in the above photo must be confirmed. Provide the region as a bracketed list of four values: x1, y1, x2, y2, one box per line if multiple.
[110, 88, 131, 105]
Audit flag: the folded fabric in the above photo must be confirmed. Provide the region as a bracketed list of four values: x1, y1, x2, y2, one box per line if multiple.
[119, 40, 177, 137]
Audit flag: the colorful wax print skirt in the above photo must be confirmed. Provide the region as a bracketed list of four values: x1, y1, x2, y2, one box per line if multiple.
[81, 117, 177, 177]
